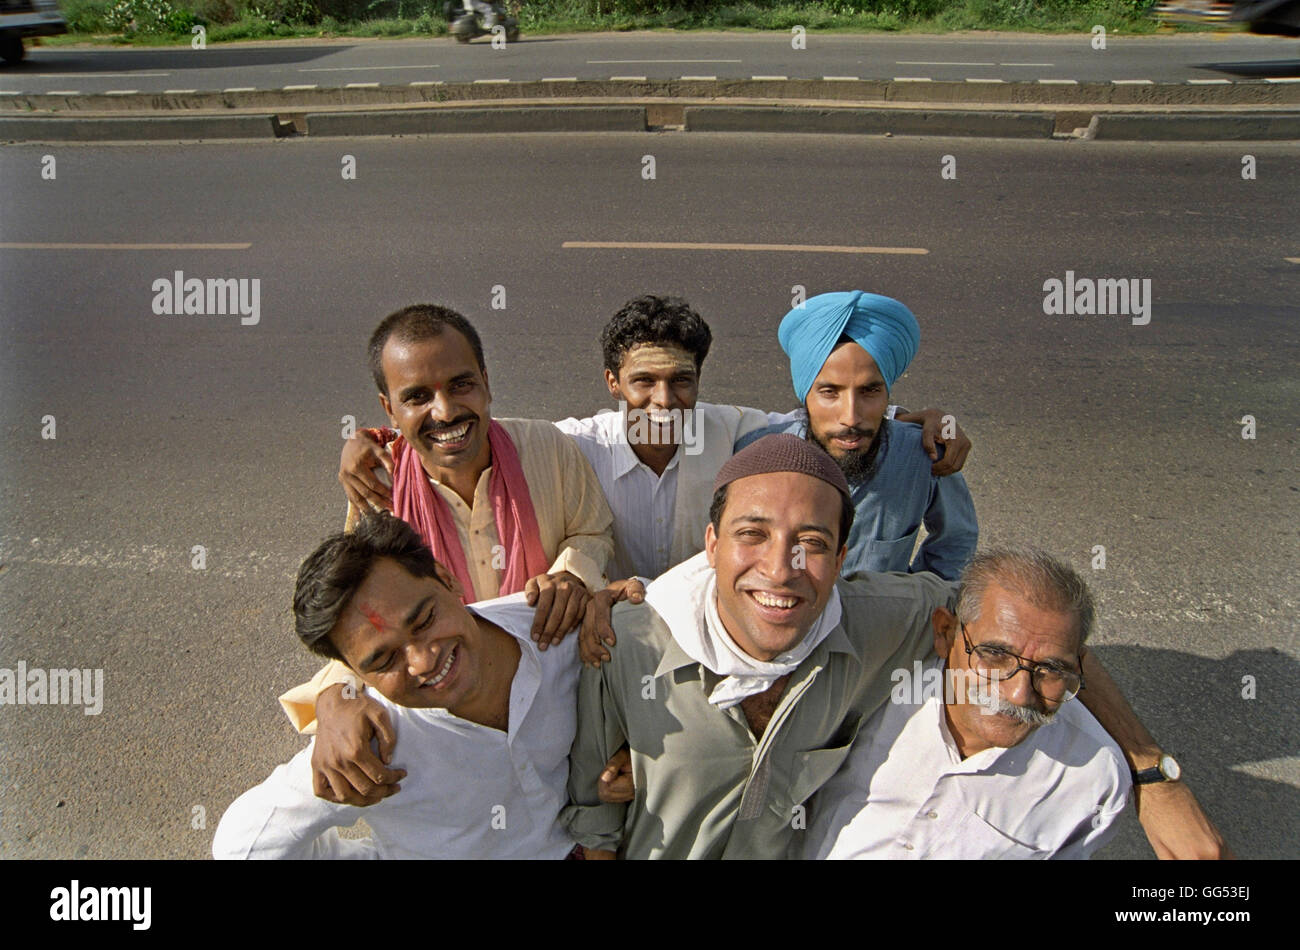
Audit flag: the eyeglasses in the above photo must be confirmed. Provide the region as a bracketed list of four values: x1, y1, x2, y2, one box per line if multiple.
[960, 623, 1084, 703]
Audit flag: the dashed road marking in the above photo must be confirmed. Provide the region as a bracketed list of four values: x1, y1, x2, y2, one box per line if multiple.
[563, 240, 928, 255]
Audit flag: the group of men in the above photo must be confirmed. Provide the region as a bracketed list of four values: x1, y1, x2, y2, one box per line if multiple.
[212, 292, 1228, 860]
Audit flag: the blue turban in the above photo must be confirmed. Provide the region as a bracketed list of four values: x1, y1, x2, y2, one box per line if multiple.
[778, 291, 921, 403]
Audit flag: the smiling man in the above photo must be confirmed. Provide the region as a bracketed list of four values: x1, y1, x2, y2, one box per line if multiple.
[562, 434, 957, 859]
[213, 513, 582, 859]
[277, 304, 613, 807]
[804, 549, 1131, 860]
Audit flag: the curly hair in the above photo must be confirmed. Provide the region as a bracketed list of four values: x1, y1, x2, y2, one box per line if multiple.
[600, 295, 713, 378]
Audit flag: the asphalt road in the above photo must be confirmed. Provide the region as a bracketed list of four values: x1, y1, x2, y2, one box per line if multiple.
[1, 31, 1299, 95]
[0, 133, 1296, 860]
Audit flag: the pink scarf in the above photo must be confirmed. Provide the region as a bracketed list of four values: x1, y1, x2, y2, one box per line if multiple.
[391, 420, 549, 603]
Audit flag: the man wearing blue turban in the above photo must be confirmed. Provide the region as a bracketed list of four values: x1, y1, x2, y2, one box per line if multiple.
[739, 290, 977, 581]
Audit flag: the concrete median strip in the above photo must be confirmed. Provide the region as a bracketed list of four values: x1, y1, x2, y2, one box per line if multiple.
[305, 105, 647, 136]
[0, 77, 1295, 142]
[686, 106, 1056, 138]
[0, 113, 282, 142]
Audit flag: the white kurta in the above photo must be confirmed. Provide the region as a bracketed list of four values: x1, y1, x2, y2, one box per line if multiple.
[554, 402, 780, 580]
[804, 655, 1131, 860]
[214, 594, 579, 860]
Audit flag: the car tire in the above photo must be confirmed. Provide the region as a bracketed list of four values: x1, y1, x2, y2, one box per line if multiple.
[0, 35, 25, 65]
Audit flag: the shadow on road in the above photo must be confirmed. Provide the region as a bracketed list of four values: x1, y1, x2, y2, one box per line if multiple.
[1197, 58, 1300, 76]
[1093, 644, 1299, 860]
[2, 44, 357, 71]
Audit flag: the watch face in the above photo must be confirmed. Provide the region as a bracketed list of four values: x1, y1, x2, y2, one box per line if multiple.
[1160, 754, 1181, 781]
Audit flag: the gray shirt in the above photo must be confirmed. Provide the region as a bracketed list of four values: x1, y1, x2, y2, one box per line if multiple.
[561, 566, 956, 859]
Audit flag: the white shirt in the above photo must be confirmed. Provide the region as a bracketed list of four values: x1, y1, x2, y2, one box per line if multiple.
[553, 402, 778, 580]
[804, 655, 1130, 860]
[214, 594, 579, 860]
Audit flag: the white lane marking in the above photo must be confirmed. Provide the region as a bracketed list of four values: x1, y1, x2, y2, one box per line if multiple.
[283, 84, 317, 90]
[0, 91, 20, 95]
[104, 89, 138, 95]
[680, 75, 716, 81]
[473, 78, 510, 84]
[345, 82, 380, 88]
[410, 80, 444, 86]
[897, 60, 993, 66]
[0, 242, 251, 249]
[563, 241, 929, 255]
[610, 75, 647, 81]
[588, 59, 741, 64]
[1286, 257, 1300, 264]
[1265, 77, 1300, 83]
[965, 78, 1005, 83]
[823, 76, 860, 81]
[300, 65, 441, 71]
[1187, 78, 1231, 84]
[163, 89, 198, 94]
[541, 76, 578, 81]
[45, 90, 80, 95]
[1113, 79, 1155, 84]
[1038, 78, 1078, 84]
[1000, 62, 1055, 67]
[224, 87, 255, 92]
[751, 75, 788, 80]
[894, 77, 933, 82]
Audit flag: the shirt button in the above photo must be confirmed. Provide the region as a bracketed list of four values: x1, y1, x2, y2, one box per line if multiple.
[927, 811, 938, 819]
[902, 842, 914, 851]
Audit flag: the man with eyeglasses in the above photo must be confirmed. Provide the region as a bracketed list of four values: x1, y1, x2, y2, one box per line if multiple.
[803, 548, 1131, 859]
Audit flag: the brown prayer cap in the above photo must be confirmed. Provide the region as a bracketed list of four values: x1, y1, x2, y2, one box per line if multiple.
[713, 433, 850, 502]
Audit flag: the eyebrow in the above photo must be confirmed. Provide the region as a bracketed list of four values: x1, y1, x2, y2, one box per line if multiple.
[397, 373, 475, 401]
[730, 514, 834, 538]
[357, 596, 435, 672]
[978, 639, 1077, 670]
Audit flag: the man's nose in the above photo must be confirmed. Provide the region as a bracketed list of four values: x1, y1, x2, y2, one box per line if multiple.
[429, 388, 456, 421]
[838, 392, 863, 430]
[651, 380, 674, 408]
[406, 640, 439, 678]
[1004, 666, 1039, 707]
[758, 534, 802, 584]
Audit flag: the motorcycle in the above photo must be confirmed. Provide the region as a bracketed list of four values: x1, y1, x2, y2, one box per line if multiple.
[443, 1, 520, 43]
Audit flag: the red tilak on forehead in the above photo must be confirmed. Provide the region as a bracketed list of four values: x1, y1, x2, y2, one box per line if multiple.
[358, 603, 388, 632]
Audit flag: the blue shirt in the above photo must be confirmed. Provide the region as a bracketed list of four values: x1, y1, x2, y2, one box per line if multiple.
[736, 417, 977, 581]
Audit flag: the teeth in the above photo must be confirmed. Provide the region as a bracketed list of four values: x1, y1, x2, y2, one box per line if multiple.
[425, 645, 457, 687]
[648, 411, 674, 424]
[753, 592, 797, 609]
[431, 423, 469, 443]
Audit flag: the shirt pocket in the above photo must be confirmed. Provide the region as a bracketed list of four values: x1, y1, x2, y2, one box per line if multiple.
[858, 528, 921, 573]
[789, 741, 857, 808]
[937, 810, 1052, 860]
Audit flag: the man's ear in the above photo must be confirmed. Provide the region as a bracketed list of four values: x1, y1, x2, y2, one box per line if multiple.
[378, 391, 394, 426]
[480, 366, 491, 404]
[604, 368, 621, 400]
[932, 607, 957, 658]
[704, 521, 718, 568]
[434, 561, 463, 601]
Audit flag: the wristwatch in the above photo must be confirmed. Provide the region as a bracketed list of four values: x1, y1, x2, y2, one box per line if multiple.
[1132, 753, 1182, 785]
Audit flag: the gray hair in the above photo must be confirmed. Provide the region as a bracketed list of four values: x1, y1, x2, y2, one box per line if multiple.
[955, 548, 1095, 649]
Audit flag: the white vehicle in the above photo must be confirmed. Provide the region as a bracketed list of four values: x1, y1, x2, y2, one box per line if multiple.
[1, 0, 67, 65]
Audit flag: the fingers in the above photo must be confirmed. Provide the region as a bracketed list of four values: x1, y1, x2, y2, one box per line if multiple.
[529, 579, 556, 641]
[370, 707, 397, 765]
[544, 584, 588, 649]
[524, 575, 540, 607]
[625, 578, 646, 604]
[579, 598, 606, 667]
[920, 420, 939, 461]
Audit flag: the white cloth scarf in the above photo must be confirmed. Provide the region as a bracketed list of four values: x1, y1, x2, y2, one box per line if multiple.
[644, 552, 842, 709]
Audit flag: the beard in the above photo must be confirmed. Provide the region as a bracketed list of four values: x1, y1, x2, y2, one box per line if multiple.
[805, 413, 888, 485]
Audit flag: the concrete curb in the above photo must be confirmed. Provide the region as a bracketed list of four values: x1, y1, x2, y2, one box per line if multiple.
[305, 105, 645, 136]
[3, 78, 1299, 115]
[685, 106, 1056, 138]
[2, 100, 1298, 143]
[0, 113, 281, 142]
[1088, 111, 1300, 140]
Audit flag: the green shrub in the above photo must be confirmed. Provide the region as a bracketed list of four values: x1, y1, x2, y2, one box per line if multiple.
[63, 0, 114, 32]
